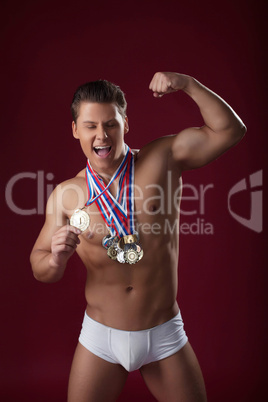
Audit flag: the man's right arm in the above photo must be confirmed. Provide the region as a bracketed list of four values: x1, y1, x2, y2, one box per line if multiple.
[30, 185, 81, 283]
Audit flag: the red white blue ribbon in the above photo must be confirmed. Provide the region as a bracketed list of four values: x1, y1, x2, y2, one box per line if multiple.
[85, 146, 135, 240]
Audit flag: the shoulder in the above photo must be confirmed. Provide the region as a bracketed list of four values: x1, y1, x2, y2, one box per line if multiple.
[133, 135, 184, 177]
[55, 171, 87, 195]
[47, 172, 88, 217]
[75, 167, 86, 178]
[134, 135, 175, 163]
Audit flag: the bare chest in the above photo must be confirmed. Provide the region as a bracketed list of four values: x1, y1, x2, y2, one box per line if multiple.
[71, 162, 181, 251]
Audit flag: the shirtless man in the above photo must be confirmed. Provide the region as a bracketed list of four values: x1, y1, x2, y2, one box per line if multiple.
[30, 72, 246, 402]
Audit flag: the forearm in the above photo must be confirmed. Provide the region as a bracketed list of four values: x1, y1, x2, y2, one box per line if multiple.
[30, 250, 66, 283]
[183, 76, 246, 137]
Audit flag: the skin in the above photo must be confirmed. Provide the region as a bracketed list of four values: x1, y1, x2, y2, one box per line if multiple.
[30, 72, 246, 401]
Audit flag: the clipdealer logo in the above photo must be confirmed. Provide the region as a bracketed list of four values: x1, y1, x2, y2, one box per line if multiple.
[5, 171, 55, 215]
[227, 170, 263, 233]
[5, 169, 263, 234]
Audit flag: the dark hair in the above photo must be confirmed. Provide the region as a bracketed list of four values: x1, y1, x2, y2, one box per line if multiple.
[71, 79, 127, 123]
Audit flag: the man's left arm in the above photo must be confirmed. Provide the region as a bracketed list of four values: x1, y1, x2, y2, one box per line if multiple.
[149, 72, 246, 170]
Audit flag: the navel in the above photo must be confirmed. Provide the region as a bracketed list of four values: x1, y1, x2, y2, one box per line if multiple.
[126, 286, 134, 292]
[149, 204, 157, 212]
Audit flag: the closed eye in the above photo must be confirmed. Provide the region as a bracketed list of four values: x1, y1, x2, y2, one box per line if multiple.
[105, 122, 118, 128]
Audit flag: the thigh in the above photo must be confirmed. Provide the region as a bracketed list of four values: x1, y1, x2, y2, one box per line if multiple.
[140, 342, 207, 402]
[68, 342, 128, 402]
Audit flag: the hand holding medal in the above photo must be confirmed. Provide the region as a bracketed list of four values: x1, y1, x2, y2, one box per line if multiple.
[50, 224, 81, 269]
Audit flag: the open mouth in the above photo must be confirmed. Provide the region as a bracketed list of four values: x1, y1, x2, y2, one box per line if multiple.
[94, 146, 112, 158]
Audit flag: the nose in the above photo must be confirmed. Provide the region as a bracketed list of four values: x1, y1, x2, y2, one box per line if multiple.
[96, 127, 108, 140]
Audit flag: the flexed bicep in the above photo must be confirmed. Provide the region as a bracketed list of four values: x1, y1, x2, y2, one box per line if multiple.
[171, 125, 241, 170]
[149, 71, 246, 169]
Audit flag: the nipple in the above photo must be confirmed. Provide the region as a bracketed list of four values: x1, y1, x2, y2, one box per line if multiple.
[85, 230, 94, 239]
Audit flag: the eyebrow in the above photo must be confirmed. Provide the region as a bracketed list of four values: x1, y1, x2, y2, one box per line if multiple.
[82, 119, 116, 124]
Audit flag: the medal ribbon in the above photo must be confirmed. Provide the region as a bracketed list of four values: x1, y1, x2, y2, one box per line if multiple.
[85, 146, 135, 240]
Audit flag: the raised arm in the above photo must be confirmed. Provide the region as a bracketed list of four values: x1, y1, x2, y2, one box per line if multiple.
[30, 184, 81, 283]
[149, 72, 246, 170]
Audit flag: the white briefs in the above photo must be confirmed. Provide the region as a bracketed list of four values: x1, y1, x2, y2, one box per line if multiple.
[79, 310, 188, 372]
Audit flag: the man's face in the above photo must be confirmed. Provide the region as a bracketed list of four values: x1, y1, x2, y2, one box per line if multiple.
[72, 102, 129, 174]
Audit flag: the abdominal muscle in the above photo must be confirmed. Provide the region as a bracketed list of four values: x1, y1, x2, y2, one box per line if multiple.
[78, 241, 180, 331]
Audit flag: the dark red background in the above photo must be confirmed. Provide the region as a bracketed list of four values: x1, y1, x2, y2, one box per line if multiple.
[1, 0, 267, 401]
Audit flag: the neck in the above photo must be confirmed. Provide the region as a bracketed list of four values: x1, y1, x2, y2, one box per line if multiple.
[89, 144, 128, 181]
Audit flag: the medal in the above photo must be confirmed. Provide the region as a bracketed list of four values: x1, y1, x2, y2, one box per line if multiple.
[102, 234, 115, 249]
[102, 232, 143, 264]
[118, 234, 138, 250]
[117, 250, 126, 263]
[103, 236, 144, 264]
[107, 245, 118, 260]
[124, 248, 139, 264]
[137, 248, 143, 260]
[70, 208, 90, 232]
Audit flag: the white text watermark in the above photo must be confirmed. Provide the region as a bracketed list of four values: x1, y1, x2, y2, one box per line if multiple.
[5, 169, 263, 234]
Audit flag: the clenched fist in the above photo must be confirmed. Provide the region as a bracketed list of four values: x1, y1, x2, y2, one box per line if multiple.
[149, 72, 190, 98]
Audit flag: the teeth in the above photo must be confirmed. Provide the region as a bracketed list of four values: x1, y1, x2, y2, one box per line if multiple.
[94, 146, 110, 149]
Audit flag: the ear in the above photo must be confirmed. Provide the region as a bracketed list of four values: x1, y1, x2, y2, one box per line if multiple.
[124, 116, 129, 135]
[72, 121, 79, 139]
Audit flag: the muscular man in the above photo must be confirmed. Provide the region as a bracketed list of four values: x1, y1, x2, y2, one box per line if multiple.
[30, 72, 246, 401]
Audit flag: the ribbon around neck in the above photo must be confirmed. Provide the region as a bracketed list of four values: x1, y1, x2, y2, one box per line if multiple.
[85, 145, 135, 239]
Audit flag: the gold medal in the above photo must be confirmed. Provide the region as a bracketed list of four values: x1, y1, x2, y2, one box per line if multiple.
[107, 246, 118, 260]
[70, 209, 90, 232]
[118, 234, 138, 250]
